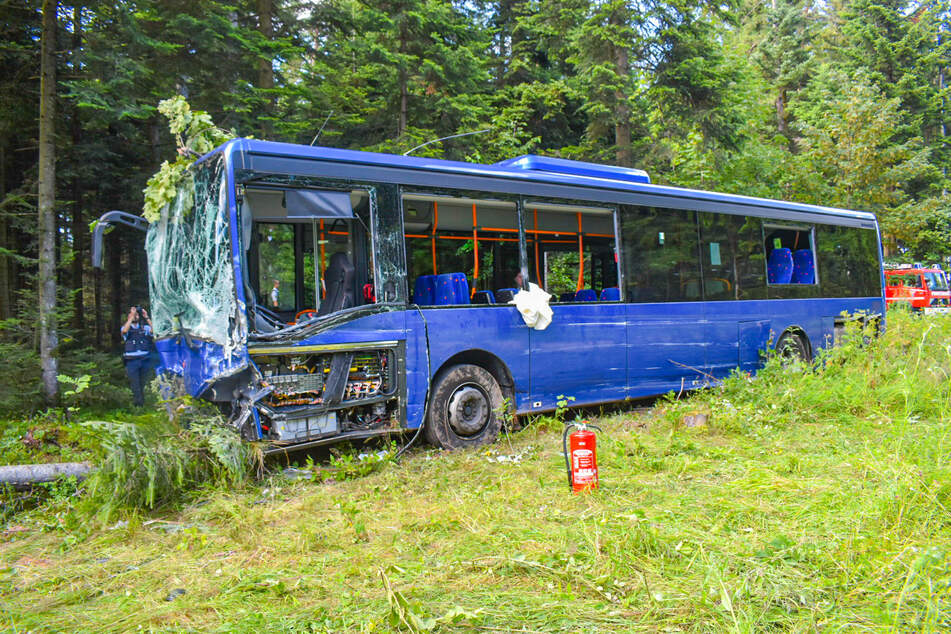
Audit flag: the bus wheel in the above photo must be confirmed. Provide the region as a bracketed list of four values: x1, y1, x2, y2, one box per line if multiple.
[776, 331, 810, 364]
[425, 364, 503, 450]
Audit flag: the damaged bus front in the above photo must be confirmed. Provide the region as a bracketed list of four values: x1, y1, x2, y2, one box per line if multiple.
[95, 141, 409, 450]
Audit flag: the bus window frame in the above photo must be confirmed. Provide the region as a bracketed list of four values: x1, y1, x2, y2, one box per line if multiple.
[521, 198, 621, 301]
[762, 222, 819, 287]
[398, 188, 623, 303]
[239, 178, 398, 320]
[400, 187, 522, 301]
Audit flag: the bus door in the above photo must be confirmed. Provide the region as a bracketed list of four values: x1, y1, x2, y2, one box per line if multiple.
[524, 204, 627, 408]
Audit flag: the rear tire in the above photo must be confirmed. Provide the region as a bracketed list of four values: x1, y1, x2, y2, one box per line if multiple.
[776, 331, 810, 364]
[424, 364, 504, 450]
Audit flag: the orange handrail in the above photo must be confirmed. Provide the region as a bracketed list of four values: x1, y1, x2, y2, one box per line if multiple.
[576, 212, 584, 292]
[432, 201, 438, 274]
[472, 203, 478, 286]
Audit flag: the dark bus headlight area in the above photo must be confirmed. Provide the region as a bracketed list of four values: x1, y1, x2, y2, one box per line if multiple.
[218, 345, 403, 445]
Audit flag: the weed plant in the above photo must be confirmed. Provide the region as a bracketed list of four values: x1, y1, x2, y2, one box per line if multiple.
[0, 318, 132, 416]
[664, 306, 951, 432]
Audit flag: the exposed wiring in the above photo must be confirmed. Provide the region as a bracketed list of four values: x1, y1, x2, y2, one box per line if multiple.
[394, 304, 431, 461]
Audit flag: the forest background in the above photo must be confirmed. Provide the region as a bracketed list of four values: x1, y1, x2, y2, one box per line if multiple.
[1, 0, 949, 408]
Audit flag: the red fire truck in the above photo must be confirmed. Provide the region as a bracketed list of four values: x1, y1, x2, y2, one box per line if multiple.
[884, 266, 950, 314]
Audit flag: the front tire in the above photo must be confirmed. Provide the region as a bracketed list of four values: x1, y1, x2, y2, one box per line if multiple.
[424, 364, 504, 450]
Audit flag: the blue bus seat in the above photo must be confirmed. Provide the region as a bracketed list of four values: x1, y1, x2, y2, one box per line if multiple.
[496, 288, 516, 303]
[575, 288, 597, 302]
[413, 275, 436, 305]
[435, 274, 456, 304]
[767, 248, 794, 284]
[472, 290, 495, 304]
[559, 292, 575, 302]
[791, 249, 815, 284]
[600, 287, 620, 301]
[450, 272, 470, 304]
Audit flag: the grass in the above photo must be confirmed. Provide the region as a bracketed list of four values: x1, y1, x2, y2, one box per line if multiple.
[2, 309, 951, 631]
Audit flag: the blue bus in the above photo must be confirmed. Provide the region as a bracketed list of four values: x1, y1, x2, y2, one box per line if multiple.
[93, 139, 884, 451]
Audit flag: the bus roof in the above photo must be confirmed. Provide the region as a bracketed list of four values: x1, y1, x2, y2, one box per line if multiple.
[221, 138, 878, 225]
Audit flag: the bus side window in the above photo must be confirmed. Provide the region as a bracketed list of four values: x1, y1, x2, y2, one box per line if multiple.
[763, 225, 816, 285]
[523, 202, 618, 301]
[620, 206, 700, 303]
[816, 225, 881, 298]
[402, 193, 519, 304]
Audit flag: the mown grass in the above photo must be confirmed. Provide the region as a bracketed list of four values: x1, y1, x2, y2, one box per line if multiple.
[2, 309, 951, 632]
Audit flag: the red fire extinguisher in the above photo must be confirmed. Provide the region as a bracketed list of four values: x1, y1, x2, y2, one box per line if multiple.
[563, 420, 602, 493]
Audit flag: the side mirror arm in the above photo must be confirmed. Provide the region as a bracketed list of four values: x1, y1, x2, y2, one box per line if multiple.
[91, 211, 149, 269]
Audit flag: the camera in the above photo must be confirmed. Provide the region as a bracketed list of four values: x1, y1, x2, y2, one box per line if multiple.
[134, 305, 147, 320]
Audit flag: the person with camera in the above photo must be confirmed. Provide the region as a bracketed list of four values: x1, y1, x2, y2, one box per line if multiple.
[121, 306, 154, 408]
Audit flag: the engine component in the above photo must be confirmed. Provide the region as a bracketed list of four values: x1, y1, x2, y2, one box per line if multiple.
[256, 349, 392, 409]
[247, 346, 400, 443]
[268, 411, 338, 442]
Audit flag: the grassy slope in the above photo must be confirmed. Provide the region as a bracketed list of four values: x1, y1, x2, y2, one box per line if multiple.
[2, 311, 951, 632]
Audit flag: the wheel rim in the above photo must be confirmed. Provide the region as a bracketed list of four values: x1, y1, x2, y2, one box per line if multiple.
[446, 383, 491, 437]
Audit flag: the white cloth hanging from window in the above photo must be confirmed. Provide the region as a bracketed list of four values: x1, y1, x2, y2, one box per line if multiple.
[510, 283, 553, 330]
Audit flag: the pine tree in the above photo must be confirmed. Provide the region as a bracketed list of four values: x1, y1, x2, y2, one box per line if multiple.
[790, 67, 935, 252]
[473, 0, 587, 161]
[750, 0, 818, 141]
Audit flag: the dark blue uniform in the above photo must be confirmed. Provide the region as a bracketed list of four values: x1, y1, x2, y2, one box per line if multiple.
[123, 324, 153, 407]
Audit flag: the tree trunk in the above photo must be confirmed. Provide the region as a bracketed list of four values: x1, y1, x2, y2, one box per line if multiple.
[258, 0, 274, 138]
[0, 141, 10, 321]
[70, 4, 84, 336]
[149, 119, 162, 167]
[38, 0, 59, 402]
[612, 21, 632, 167]
[109, 232, 122, 349]
[398, 71, 408, 138]
[776, 89, 788, 135]
[397, 21, 408, 138]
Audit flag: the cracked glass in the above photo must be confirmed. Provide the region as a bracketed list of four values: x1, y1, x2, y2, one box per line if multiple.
[145, 154, 241, 350]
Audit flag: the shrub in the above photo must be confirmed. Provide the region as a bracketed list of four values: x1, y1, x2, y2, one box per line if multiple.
[664, 309, 951, 434]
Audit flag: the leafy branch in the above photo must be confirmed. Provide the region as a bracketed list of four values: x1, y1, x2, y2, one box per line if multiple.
[141, 96, 236, 223]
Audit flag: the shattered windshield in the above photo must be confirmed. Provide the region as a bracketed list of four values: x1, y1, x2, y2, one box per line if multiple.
[145, 154, 239, 348]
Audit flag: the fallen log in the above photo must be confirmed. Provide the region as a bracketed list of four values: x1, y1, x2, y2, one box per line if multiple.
[0, 462, 94, 488]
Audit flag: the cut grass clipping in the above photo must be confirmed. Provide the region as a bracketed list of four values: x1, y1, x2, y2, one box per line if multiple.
[3, 307, 951, 631]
